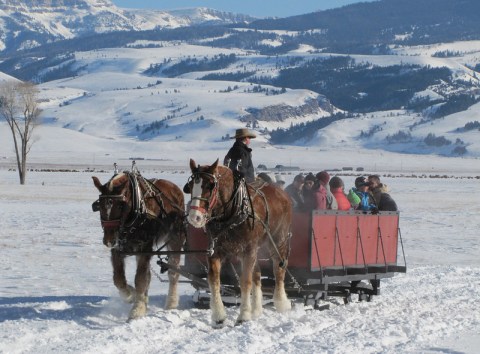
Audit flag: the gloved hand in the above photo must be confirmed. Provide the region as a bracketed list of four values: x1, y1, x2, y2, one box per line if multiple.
[370, 207, 379, 215]
[233, 169, 244, 180]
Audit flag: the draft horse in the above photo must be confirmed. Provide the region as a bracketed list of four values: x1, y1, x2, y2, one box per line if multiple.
[186, 158, 292, 325]
[92, 167, 186, 321]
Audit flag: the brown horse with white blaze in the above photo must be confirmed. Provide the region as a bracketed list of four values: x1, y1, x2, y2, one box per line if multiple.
[186, 158, 292, 326]
[92, 170, 186, 321]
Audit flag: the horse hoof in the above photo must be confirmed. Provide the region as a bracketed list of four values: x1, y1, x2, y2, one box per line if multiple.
[212, 320, 225, 328]
[235, 319, 249, 326]
[128, 300, 147, 320]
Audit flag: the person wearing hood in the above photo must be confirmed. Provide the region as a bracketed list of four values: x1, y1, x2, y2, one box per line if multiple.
[316, 171, 338, 210]
[303, 173, 327, 211]
[368, 175, 398, 211]
[223, 128, 256, 183]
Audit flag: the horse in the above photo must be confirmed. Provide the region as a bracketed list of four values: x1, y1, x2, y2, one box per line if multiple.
[92, 167, 186, 321]
[185, 158, 292, 326]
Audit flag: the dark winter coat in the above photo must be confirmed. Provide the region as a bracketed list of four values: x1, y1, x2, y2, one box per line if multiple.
[285, 183, 305, 211]
[224, 140, 255, 183]
[370, 183, 398, 211]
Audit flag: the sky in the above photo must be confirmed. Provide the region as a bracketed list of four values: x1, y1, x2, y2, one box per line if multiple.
[111, 0, 373, 18]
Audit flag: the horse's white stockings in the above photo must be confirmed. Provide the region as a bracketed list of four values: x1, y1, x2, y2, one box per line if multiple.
[251, 283, 263, 319]
[128, 294, 148, 320]
[273, 283, 291, 313]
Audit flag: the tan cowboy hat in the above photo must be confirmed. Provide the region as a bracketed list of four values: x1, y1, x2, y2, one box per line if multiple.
[231, 128, 256, 139]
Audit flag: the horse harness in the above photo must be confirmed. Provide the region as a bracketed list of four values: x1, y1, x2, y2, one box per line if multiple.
[93, 171, 182, 250]
[189, 168, 280, 258]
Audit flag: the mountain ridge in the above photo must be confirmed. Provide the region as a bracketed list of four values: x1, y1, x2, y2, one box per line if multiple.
[0, 0, 256, 53]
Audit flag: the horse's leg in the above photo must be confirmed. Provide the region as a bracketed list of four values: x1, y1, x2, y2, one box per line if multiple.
[237, 252, 256, 324]
[165, 225, 186, 310]
[165, 251, 181, 310]
[128, 255, 152, 320]
[272, 252, 291, 313]
[251, 260, 263, 319]
[208, 256, 226, 326]
[111, 250, 136, 303]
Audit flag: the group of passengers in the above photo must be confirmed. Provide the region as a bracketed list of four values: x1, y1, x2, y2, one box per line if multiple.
[284, 172, 398, 213]
[222, 127, 397, 214]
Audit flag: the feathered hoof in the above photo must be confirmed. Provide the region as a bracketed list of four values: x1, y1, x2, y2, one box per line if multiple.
[164, 297, 179, 310]
[236, 310, 252, 324]
[274, 298, 292, 313]
[235, 318, 250, 326]
[128, 299, 147, 321]
[252, 308, 263, 319]
[119, 285, 136, 303]
[212, 319, 225, 329]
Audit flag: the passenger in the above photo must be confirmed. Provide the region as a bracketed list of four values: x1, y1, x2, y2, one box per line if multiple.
[329, 176, 351, 211]
[367, 175, 398, 211]
[316, 171, 338, 210]
[223, 128, 256, 183]
[274, 174, 286, 190]
[285, 174, 305, 211]
[256, 172, 274, 184]
[303, 173, 327, 211]
[352, 176, 378, 213]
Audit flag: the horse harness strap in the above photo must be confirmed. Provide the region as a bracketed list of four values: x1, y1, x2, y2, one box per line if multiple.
[206, 177, 253, 240]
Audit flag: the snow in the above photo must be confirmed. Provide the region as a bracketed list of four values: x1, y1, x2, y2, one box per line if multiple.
[1, 36, 480, 353]
[1, 151, 480, 353]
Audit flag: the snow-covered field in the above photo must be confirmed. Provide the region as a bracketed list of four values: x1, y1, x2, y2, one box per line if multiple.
[1, 158, 479, 353]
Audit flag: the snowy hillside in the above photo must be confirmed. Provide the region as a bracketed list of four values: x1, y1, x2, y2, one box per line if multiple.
[0, 0, 255, 52]
[1, 40, 476, 165]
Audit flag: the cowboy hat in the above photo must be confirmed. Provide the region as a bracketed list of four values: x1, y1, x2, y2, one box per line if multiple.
[231, 128, 256, 139]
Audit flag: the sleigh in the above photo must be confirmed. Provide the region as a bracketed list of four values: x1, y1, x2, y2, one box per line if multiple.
[178, 210, 407, 308]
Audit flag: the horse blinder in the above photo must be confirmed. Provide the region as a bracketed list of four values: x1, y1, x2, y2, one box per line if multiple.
[97, 194, 128, 230]
[92, 200, 100, 212]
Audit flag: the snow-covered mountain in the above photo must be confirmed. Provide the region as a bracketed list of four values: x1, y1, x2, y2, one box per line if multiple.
[0, 0, 255, 53]
[1, 0, 479, 165]
[0, 39, 477, 167]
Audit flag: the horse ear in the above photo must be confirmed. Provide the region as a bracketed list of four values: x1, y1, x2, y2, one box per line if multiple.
[209, 158, 219, 174]
[189, 158, 196, 171]
[92, 176, 103, 192]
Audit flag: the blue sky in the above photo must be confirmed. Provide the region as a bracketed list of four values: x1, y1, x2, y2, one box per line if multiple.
[111, 1, 372, 18]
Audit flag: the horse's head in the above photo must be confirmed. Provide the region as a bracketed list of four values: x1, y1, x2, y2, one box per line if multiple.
[186, 158, 232, 228]
[92, 173, 133, 248]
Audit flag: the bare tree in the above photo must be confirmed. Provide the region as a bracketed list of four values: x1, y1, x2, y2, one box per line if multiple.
[0, 81, 42, 184]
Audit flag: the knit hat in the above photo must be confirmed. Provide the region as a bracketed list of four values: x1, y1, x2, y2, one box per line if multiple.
[329, 176, 344, 189]
[355, 176, 369, 188]
[305, 173, 316, 182]
[316, 171, 330, 185]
